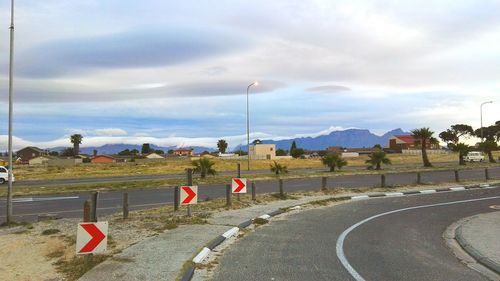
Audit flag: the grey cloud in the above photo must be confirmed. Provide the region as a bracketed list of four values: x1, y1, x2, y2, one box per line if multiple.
[16, 27, 251, 78]
[306, 85, 351, 93]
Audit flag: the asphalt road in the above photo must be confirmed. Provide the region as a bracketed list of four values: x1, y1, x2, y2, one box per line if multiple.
[1, 167, 499, 223]
[211, 188, 500, 281]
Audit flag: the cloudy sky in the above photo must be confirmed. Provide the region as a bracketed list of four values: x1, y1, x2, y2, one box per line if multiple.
[0, 0, 499, 150]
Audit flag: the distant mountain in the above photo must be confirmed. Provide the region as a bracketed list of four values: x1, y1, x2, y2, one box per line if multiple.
[236, 128, 410, 151]
[51, 144, 215, 155]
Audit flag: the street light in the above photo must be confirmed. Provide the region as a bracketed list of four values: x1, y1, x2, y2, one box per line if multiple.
[6, 0, 15, 225]
[480, 101, 493, 141]
[246, 81, 258, 171]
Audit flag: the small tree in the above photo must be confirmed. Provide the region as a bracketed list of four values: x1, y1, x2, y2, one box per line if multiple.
[439, 124, 474, 165]
[217, 139, 228, 153]
[411, 128, 436, 167]
[60, 147, 74, 157]
[70, 134, 83, 156]
[141, 143, 152, 154]
[154, 150, 164, 155]
[291, 148, 305, 158]
[290, 141, 297, 154]
[321, 153, 347, 172]
[366, 150, 391, 170]
[276, 149, 287, 156]
[478, 140, 498, 163]
[192, 158, 217, 179]
[270, 161, 288, 175]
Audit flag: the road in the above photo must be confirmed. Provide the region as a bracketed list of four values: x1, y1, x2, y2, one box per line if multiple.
[211, 187, 500, 281]
[0, 167, 499, 223]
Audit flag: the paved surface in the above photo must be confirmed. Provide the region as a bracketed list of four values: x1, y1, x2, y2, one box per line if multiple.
[1, 166, 499, 223]
[79, 194, 333, 281]
[456, 211, 500, 274]
[211, 188, 500, 281]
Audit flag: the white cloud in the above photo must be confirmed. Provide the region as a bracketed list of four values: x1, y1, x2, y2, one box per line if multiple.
[94, 128, 128, 137]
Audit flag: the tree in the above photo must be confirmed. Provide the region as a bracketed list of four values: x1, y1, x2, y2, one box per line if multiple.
[373, 144, 383, 150]
[167, 149, 174, 155]
[48, 151, 59, 156]
[439, 124, 474, 165]
[93, 149, 98, 156]
[366, 150, 391, 170]
[192, 158, 217, 179]
[321, 153, 347, 172]
[276, 149, 287, 156]
[290, 148, 305, 158]
[217, 139, 228, 153]
[270, 161, 288, 175]
[252, 139, 262, 145]
[70, 134, 83, 156]
[290, 141, 297, 153]
[478, 140, 498, 163]
[131, 149, 140, 155]
[154, 150, 164, 155]
[233, 149, 248, 156]
[141, 143, 152, 154]
[60, 147, 74, 157]
[411, 128, 436, 167]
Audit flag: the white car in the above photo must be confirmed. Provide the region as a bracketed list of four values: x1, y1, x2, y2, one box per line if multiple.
[0, 166, 15, 184]
[463, 151, 485, 162]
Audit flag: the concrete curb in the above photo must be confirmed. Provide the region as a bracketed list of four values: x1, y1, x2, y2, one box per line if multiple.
[180, 182, 498, 280]
[455, 225, 500, 275]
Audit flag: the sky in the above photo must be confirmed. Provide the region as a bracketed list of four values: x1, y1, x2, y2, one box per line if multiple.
[0, 0, 499, 150]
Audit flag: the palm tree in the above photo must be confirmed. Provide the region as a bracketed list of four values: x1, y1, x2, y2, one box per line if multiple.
[192, 157, 217, 179]
[411, 128, 435, 167]
[217, 139, 228, 153]
[366, 150, 391, 170]
[270, 161, 288, 175]
[321, 153, 347, 172]
[478, 140, 498, 163]
[70, 134, 83, 156]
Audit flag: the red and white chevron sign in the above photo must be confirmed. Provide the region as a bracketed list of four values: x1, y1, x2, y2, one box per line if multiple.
[76, 222, 108, 255]
[180, 186, 198, 205]
[232, 178, 247, 193]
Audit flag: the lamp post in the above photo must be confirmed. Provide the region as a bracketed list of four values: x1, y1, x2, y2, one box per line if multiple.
[6, 0, 15, 225]
[246, 81, 258, 171]
[480, 101, 493, 141]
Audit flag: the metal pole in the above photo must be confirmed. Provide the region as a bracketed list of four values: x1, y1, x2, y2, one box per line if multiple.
[480, 101, 493, 141]
[246, 82, 257, 171]
[6, 0, 15, 225]
[187, 169, 193, 217]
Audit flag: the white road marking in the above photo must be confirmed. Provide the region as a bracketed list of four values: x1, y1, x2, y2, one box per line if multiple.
[385, 192, 404, 197]
[351, 195, 370, 200]
[336, 195, 500, 281]
[193, 247, 211, 264]
[222, 227, 239, 239]
[450, 187, 465, 191]
[258, 214, 271, 220]
[419, 189, 437, 194]
[10, 196, 80, 203]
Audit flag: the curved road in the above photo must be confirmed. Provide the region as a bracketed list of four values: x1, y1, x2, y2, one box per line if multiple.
[211, 188, 500, 281]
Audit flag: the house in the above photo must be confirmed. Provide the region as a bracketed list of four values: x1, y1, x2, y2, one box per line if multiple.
[91, 155, 116, 164]
[145, 152, 164, 159]
[389, 135, 439, 153]
[249, 144, 276, 160]
[29, 156, 53, 165]
[173, 148, 193, 157]
[16, 146, 48, 163]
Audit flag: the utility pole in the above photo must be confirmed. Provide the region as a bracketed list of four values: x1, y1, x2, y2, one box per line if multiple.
[6, 0, 15, 225]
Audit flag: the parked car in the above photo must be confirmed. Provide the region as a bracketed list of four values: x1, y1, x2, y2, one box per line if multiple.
[0, 166, 15, 184]
[463, 151, 485, 162]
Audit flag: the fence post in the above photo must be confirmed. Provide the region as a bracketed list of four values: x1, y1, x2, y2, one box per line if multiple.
[454, 170, 460, 182]
[187, 169, 193, 217]
[226, 184, 232, 207]
[321, 177, 327, 191]
[279, 179, 284, 197]
[174, 187, 180, 211]
[83, 200, 91, 222]
[417, 172, 422, 185]
[236, 163, 241, 201]
[381, 174, 386, 188]
[122, 192, 129, 219]
[251, 182, 256, 201]
[90, 192, 98, 222]
[485, 168, 490, 181]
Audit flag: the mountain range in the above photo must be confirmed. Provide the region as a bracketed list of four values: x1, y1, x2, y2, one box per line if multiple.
[55, 128, 410, 155]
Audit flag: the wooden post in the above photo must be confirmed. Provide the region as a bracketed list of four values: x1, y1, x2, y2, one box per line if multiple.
[454, 170, 460, 182]
[417, 172, 422, 185]
[237, 163, 241, 201]
[321, 177, 327, 191]
[485, 168, 490, 181]
[251, 182, 256, 201]
[187, 169, 193, 217]
[83, 200, 91, 222]
[226, 184, 232, 207]
[279, 179, 284, 198]
[174, 186, 180, 211]
[381, 174, 386, 188]
[90, 192, 98, 222]
[122, 192, 129, 219]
